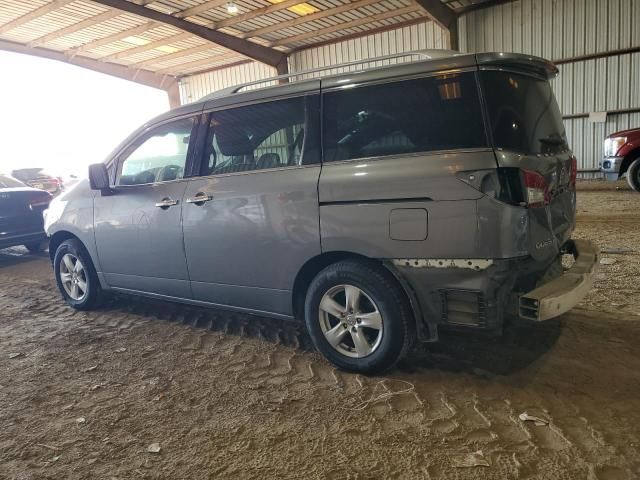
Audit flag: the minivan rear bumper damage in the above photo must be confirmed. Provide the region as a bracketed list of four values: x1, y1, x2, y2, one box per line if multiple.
[388, 239, 599, 341]
[518, 239, 599, 321]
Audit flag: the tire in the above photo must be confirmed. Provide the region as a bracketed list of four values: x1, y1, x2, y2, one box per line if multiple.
[53, 239, 102, 310]
[626, 158, 640, 192]
[304, 259, 414, 374]
[24, 240, 46, 253]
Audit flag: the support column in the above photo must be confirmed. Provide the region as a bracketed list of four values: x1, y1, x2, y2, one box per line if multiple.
[276, 57, 289, 85]
[166, 81, 181, 109]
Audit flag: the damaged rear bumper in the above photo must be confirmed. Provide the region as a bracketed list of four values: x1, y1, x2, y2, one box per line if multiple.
[518, 239, 599, 321]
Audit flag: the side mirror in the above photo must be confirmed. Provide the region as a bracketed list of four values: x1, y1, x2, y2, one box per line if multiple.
[88, 163, 110, 191]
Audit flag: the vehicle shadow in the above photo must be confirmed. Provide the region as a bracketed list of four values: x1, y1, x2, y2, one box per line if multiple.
[402, 317, 563, 377]
[102, 293, 316, 352]
[101, 293, 562, 378]
[0, 248, 49, 268]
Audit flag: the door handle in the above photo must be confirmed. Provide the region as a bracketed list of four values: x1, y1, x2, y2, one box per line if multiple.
[155, 198, 179, 209]
[186, 193, 213, 205]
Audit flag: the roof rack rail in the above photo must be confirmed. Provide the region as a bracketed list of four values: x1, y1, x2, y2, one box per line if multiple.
[202, 49, 459, 100]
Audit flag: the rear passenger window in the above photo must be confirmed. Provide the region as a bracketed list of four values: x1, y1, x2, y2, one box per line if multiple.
[323, 73, 487, 162]
[203, 95, 319, 176]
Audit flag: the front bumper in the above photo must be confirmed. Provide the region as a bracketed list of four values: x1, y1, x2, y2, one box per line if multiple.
[601, 156, 624, 181]
[518, 239, 599, 321]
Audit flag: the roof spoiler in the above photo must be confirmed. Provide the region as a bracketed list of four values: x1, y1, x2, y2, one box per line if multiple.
[475, 52, 559, 79]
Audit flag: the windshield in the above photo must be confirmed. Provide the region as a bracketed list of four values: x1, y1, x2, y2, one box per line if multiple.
[0, 175, 26, 188]
[12, 168, 46, 181]
[480, 71, 568, 155]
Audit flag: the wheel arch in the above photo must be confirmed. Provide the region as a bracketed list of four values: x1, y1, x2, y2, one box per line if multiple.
[292, 251, 368, 321]
[620, 147, 640, 175]
[49, 231, 77, 263]
[291, 251, 432, 341]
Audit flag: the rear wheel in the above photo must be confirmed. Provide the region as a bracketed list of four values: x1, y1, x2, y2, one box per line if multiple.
[626, 158, 640, 192]
[53, 239, 102, 310]
[304, 260, 413, 374]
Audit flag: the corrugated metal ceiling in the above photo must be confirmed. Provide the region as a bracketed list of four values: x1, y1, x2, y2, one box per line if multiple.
[0, 0, 468, 78]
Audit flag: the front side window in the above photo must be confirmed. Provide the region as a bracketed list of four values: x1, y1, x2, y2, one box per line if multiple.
[323, 73, 487, 162]
[203, 95, 319, 176]
[117, 117, 195, 186]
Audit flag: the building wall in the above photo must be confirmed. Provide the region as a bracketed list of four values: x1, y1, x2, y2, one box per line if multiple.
[178, 61, 276, 105]
[459, 0, 640, 170]
[288, 20, 449, 76]
[178, 20, 449, 103]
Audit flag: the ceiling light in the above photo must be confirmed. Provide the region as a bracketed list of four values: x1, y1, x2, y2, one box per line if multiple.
[156, 45, 179, 54]
[123, 36, 150, 46]
[226, 2, 238, 14]
[287, 3, 319, 15]
[267, 0, 320, 15]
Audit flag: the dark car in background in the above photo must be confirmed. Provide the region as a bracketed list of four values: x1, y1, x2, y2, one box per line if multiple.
[12, 168, 64, 196]
[0, 175, 52, 252]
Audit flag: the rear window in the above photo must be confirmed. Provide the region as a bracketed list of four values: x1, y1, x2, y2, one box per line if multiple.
[0, 175, 24, 188]
[480, 71, 568, 155]
[323, 72, 487, 162]
[12, 168, 54, 181]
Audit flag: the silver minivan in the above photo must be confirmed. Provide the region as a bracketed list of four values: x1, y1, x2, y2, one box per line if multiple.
[45, 51, 599, 373]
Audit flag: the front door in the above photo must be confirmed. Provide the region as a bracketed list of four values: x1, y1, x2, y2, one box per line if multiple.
[94, 116, 198, 298]
[182, 94, 322, 317]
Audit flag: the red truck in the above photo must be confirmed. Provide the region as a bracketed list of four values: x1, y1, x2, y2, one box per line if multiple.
[600, 127, 640, 191]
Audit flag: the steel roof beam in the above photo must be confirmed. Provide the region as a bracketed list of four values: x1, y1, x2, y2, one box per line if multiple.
[213, 0, 303, 30]
[244, 0, 381, 40]
[129, 43, 227, 69]
[0, 0, 75, 35]
[173, 0, 230, 18]
[99, 31, 193, 61]
[89, 0, 286, 67]
[270, 5, 421, 47]
[28, 10, 121, 48]
[68, 21, 160, 55]
[0, 38, 178, 98]
[413, 0, 459, 50]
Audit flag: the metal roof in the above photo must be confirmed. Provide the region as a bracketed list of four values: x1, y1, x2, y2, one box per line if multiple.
[0, 0, 510, 96]
[0, 1, 506, 79]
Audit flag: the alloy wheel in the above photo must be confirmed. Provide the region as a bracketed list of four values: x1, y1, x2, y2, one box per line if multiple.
[59, 253, 88, 301]
[318, 284, 383, 358]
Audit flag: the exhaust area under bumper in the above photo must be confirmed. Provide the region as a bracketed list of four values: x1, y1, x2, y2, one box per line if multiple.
[519, 239, 599, 321]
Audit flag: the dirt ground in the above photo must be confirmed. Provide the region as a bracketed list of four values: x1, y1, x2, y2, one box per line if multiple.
[1, 180, 639, 480]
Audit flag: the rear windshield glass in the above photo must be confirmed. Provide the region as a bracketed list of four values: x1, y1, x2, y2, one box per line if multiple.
[480, 71, 568, 155]
[323, 72, 487, 162]
[12, 168, 47, 181]
[0, 175, 25, 188]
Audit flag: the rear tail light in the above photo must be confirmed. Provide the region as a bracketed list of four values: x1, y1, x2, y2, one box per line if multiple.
[570, 156, 577, 187]
[522, 169, 550, 208]
[29, 193, 52, 209]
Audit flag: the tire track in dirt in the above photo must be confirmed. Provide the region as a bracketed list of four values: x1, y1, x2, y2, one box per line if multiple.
[2, 246, 640, 479]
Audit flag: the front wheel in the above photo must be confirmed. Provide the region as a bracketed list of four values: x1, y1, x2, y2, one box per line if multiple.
[626, 158, 640, 192]
[53, 239, 102, 310]
[304, 260, 413, 374]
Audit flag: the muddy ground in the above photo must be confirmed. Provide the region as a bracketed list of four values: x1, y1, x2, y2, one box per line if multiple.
[0, 181, 639, 480]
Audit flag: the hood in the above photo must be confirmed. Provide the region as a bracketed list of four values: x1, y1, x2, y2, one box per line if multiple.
[606, 127, 640, 139]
